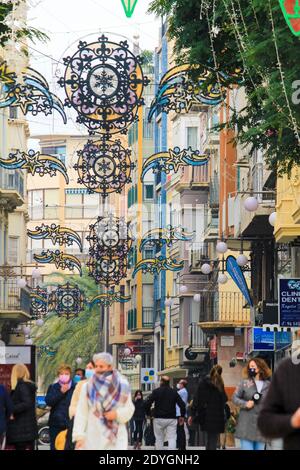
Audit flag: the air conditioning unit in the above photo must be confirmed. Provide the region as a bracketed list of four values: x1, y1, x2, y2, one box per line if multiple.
[181, 346, 207, 364]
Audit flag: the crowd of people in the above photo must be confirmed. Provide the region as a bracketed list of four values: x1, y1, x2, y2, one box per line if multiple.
[1, 353, 300, 450]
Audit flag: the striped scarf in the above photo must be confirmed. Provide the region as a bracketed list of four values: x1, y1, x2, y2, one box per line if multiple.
[87, 370, 130, 444]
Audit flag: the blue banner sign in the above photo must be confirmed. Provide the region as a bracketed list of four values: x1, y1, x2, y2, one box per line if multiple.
[279, 278, 300, 327]
[226, 255, 253, 307]
[275, 331, 292, 351]
[253, 327, 275, 351]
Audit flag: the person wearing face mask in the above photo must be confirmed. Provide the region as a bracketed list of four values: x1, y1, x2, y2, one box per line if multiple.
[45, 364, 75, 450]
[69, 361, 95, 420]
[132, 390, 146, 449]
[233, 358, 271, 450]
[176, 380, 189, 450]
[73, 352, 134, 450]
[73, 369, 85, 384]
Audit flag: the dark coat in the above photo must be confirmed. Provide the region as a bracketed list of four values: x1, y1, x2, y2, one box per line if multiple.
[133, 399, 146, 421]
[145, 385, 186, 419]
[0, 384, 13, 435]
[192, 376, 228, 433]
[258, 358, 300, 450]
[6, 380, 38, 444]
[45, 382, 75, 429]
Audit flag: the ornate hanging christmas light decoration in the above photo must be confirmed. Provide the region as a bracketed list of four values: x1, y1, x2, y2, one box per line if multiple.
[30, 286, 48, 320]
[0, 149, 69, 183]
[86, 255, 128, 287]
[120, 0, 138, 17]
[133, 255, 184, 277]
[33, 250, 82, 276]
[139, 225, 195, 251]
[0, 62, 67, 122]
[27, 223, 82, 251]
[74, 138, 135, 197]
[148, 64, 242, 121]
[279, 0, 300, 36]
[141, 146, 209, 181]
[58, 34, 149, 135]
[89, 291, 131, 307]
[48, 282, 85, 319]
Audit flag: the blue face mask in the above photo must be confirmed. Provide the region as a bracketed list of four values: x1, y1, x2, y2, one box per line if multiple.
[85, 369, 94, 379]
[73, 375, 82, 384]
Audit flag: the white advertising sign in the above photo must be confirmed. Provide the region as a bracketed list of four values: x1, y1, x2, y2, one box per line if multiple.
[0, 346, 31, 364]
[220, 336, 235, 347]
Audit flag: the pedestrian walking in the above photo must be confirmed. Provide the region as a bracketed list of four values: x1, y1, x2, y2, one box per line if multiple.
[132, 390, 146, 449]
[258, 356, 300, 450]
[0, 382, 13, 450]
[176, 379, 189, 450]
[6, 364, 38, 450]
[145, 375, 186, 450]
[189, 365, 228, 450]
[232, 358, 271, 450]
[45, 364, 75, 450]
[73, 352, 134, 450]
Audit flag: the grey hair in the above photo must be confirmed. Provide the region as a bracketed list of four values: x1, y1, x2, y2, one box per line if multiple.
[93, 352, 113, 366]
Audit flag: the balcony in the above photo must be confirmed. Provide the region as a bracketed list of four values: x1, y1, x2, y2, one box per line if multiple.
[189, 242, 209, 273]
[204, 208, 219, 242]
[0, 281, 31, 320]
[174, 164, 209, 193]
[199, 291, 251, 329]
[209, 175, 219, 208]
[127, 307, 154, 334]
[0, 170, 25, 211]
[188, 322, 208, 352]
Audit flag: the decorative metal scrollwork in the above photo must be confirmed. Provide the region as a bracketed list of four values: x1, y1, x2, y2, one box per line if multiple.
[141, 146, 209, 180]
[58, 34, 149, 135]
[27, 224, 82, 251]
[89, 291, 131, 307]
[30, 286, 48, 320]
[33, 250, 82, 276]
[0, 149, 69, 183]
[48, 282, 85, 318]
[0, 62, 66, 122]
[86, 255, 128, 287]
[74, 138, 135, 197]
[140, 225, 195, 251]
[133, 255, 184, 277]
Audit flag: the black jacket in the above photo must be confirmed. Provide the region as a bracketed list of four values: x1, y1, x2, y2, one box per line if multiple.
[258, 358, 300, 450]
[0, 384, 13, 435]
[133, 398, 146, 421]
[45, 382, 75, 429]
[6, 380, 38, 444]
[192, 376, 228, 433]
[145, 385, 186, 419]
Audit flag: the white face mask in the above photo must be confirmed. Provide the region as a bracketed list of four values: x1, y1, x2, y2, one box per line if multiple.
[176, 383, 181, 390]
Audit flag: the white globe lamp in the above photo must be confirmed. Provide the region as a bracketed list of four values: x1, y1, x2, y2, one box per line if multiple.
[32, 267, 41, 279]
[25, 338, 33, 345]
[36, 319, 44, 327]
[236, 254, 248, 267]
[269, 212, 276, 227]
[201, 263, 212, 275]
[23, 325, 30, 335]
[135, 354, 142, 363]
[123, 347, 131, 357]
[216, 241, 228, 254]
[244, 197, 259, 212]
[179, 285, 188, 294]
[218, 273, 228, 284]
[17, 278, 27, 289]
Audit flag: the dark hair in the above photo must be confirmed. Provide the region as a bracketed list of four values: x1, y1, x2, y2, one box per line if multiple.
[88, 359, 95, 367]
[134, 390, 143, 399]
[180, 379, 187, 388]
[160, 376, 170, 386]
[244, 358, 272, 380]
[210, 364, 225, 392]
[75, 368, 85, 376]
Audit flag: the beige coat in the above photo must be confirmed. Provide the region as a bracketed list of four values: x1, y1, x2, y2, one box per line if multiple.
[69, 380, 86, 419]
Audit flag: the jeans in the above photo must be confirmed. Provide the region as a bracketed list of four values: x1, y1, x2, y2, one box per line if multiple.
[176, 422, 186, 450]
[133, 420, 144, 443]
[240, 439, 265, 450]
[205, 432, 219, 450]
[153, 418, 177, 450]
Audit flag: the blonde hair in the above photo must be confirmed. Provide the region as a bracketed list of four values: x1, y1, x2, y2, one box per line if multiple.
[57, 364, 72, 376]
[11, 364, 31, 390]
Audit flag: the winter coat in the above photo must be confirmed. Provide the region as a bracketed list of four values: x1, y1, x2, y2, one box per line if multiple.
[133, 398, 146, 421]
[233, 378, 270, 442]
[0, 384, 13, 435]
[6, 380, 38, 444]
[191, 376, 228, 433]
[45, 382, 75, 429]
[258, 358, 300, 450]
[145, 385, 186, 419]
[72, 382, 135, 450]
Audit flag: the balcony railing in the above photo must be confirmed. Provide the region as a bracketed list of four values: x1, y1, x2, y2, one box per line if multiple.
[0, 281, 31, 314]
[142, 307, 154, 328]
[0, 169, 24, 199]
[189, 322, 207, 349]
[209, 176, 219, 207]
[189, 242, 209, 271]
[199, 291, 251, 324]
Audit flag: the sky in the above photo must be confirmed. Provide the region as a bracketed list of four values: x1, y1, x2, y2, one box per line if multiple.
[26, 0, 160, 139]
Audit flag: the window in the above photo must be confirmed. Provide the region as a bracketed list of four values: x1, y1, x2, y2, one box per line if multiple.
[65, 193, 82, 218]
[9, 106, 18, 119]
[8, 237, 18, 265]
[144, 184, 154, 201]
[29, 190, 43, 220]
[44, 189, 59, 219]
[83, 193, 99, 218]
[186, 127, 198, 149]
[41, 145, 66, 165]
[144, 248, 154, 259]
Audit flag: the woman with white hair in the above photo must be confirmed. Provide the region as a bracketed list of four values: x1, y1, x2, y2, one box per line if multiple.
[73, 352, 134, 450]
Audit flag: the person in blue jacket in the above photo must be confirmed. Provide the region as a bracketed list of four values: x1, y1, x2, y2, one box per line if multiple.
[0, 382, 13, 449]
[45, 364, 75, 450]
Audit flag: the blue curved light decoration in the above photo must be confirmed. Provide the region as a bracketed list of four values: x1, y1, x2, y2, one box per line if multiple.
[89, 291, 131, 308]
[141, 146, 208, 181]
[27, 224, 82, 251]
[140, 225, 194, 251]
[133, 255, 184, 277]
[33, 250, 82, 276]
[0, 62, 67, 122]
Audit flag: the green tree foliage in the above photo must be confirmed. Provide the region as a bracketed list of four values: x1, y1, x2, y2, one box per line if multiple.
[33, 271, 104, 390]
[149, 0, 300, 174]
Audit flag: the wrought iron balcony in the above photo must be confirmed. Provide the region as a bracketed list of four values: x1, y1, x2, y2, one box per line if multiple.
[188, 322, 208, 351]
[199, 291, 251, 326]
[0, 169, 25, 210]
[0, 280, 31, 319]
[189, 242, 209, 273]
[142, 307, 154, 328]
